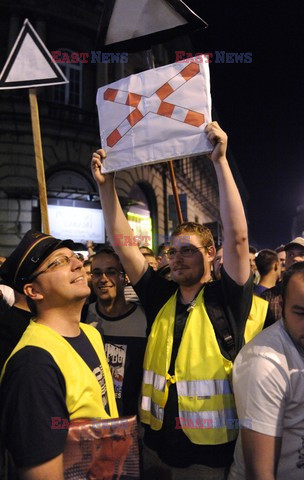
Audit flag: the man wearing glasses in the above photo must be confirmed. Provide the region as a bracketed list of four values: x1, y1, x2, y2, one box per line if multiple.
[0, 231, 118, 479]
[85, 246, 147, 416]
[91, 122, 255, 479]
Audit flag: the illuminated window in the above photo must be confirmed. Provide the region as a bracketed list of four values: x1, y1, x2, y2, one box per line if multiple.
[127, 183, 155, 248]
[127, 210, 153, 247]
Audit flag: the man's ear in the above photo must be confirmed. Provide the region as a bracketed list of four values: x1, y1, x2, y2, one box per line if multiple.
[23, 283, 44, 302]
[206, 245, 216, 262]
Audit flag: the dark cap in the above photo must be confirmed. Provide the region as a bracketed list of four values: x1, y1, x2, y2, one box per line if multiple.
[284, 237, 304, 252]
[0, 230, 75, 293]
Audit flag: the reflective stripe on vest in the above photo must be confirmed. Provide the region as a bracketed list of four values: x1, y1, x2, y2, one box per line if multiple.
[177, 379, 233, 397]
[143, 370, 166, 392]
[178, 408, 237, 430]
[141, 399, 237, 428]
[140, 287, 266, 445]
[142, 396, 164, 422]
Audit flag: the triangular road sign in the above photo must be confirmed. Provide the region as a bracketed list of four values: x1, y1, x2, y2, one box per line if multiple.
[96, 0, 208, 52]
[0, 19, 68, 90]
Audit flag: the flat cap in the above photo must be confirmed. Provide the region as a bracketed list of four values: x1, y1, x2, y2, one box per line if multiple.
[284, 237, 304, 251]
[0, 230, 74, 293]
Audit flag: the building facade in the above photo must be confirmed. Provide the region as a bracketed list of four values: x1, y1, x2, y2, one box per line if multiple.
[0, 0, 246, 256]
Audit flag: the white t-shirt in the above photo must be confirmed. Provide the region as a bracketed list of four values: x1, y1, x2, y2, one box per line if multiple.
[0, 284, 15, 306]
[229, 319, 304, 480]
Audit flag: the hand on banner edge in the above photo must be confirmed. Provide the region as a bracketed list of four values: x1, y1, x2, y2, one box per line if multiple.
[91, 149, 115, 188]
[205, 121, 228, 165]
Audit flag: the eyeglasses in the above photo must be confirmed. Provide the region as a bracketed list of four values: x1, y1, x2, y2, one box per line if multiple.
[91, 268, 124, 279]
[29, 252, 83, 281]
[166, 246, 205, 259]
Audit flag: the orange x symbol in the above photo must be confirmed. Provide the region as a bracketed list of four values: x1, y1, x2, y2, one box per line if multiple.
[104, 63, 205, 148]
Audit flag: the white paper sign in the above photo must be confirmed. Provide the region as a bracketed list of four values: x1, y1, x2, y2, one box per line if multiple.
[96, 56, 212, 172]
[48, 205, 105, 244]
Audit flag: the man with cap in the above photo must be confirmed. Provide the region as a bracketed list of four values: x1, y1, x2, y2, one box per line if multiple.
[261, 237, 304, 324]
[284, 237, 304, 265]
[0, 230, 118, 479]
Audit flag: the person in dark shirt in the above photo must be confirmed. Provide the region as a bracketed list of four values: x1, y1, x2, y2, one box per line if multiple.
[91, 122, 254, 479]
[0, 290, 32, 372]
[261, 237, 304, 324]
[254, 249, 281, 296]
[85, 246, 147, 416]
[0, 230, 117, 479]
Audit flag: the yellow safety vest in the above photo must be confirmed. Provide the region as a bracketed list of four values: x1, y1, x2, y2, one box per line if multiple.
[140, 289, 267, 445]
[1, 320, 118, 420]
[244, 294, 268, 342]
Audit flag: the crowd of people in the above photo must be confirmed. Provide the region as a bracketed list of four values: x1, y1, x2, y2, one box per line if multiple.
[0, 122, 303, 480]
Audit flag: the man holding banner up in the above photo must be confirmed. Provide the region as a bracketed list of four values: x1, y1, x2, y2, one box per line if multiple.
[91, 121, 254, 479]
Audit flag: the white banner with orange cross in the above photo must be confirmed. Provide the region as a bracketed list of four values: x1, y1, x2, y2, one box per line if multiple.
[96, 55, 212, 173]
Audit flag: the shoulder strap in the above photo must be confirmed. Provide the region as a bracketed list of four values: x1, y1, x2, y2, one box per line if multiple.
[204, 281, 237, 361]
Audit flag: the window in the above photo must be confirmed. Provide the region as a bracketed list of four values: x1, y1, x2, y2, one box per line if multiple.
[53, 49, 82, 107]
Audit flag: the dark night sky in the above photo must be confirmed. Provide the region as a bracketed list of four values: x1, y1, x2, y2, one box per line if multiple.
[182, 0, 304, 249]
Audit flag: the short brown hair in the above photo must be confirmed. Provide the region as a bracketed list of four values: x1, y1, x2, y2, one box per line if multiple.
[255, 249, 278, 276]
[171, 222, 214, 248]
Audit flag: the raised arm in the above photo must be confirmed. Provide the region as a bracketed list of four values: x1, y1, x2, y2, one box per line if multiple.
[205, 122, 250, 285]
[91, 150, 147, 285]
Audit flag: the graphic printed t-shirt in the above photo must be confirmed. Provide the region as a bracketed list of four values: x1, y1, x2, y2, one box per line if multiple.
[86, 302, 147, 415]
